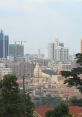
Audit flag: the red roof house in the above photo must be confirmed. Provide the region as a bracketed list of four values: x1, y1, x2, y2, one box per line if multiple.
[34, 106, 82, 117]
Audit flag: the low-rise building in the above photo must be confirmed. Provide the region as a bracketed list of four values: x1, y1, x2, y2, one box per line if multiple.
[34, 106, 82, 117]
[0, 63, 12, 80]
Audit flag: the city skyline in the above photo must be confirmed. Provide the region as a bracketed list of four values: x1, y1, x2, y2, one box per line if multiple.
[0, 0, 82, 54]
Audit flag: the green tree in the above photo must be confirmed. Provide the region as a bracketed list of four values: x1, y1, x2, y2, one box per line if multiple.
[61, 53, 82, 93]
[70, 97, 82, 106]
[0, 74, 34, 117]
[21, 94, 34, 117]
[46, 103, 72, 117]
[46, 110, 54, 117]
[63, 114, 72, 117]
[0, 74, 21, 117]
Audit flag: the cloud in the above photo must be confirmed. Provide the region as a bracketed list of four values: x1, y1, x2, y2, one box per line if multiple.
[0, 0, 82, 54]
[0, 0, 48, 14]
[0, 0, 17, 8]
[0, 0, 75, 14]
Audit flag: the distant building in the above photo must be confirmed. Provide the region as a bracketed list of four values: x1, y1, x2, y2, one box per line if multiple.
[48, 43, 54, 60]
[0, 30, 9, 58]
[0, 63, 12, 80]
[48, 40, 69, 62]
[59, 42, 64, 47]
[10, 61, 35, 79]
[81, 39, 82, 53]
[9, 44, 24, 58]
[5, 35, 9, 58]
[54, 47, 69, 62]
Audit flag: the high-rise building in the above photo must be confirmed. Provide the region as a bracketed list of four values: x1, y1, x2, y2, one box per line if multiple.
[81, 40, 82, 53]
[9, 44, 24, 58]
[5, 35, 9, 58]
[0, 30, 9, 58]
[48, 40, 69, 62]
[48, 43, 54, 59]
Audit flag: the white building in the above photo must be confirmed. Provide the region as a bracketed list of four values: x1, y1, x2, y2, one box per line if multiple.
[0, 63, 12, 80]
[48, 40, 69, 62]
[54, 47, 69, 62]
[48, 43, 54, 60]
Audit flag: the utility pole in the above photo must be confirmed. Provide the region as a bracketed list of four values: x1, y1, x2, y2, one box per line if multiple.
[23, 74, 25, 94]
[22, 60, 29, 94]
[23, 61, 26, 94]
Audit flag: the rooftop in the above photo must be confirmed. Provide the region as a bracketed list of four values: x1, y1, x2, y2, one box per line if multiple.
[34, 106, 82, 117]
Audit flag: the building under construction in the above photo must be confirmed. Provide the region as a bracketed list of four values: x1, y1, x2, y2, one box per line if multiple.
[9, 43, 24, 58]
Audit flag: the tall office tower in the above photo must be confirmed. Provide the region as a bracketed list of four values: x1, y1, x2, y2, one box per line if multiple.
[48, 40, 69, 62]
[5, 35, 9, 58]
[0, 30, 9, 58]
[81, 40, 82, 53]
[48, 43, 54, 59]
[9, 44, 24, 58]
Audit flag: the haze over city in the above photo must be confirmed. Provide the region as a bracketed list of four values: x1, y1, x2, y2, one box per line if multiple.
[0, 0, 82, 54]
[1, 1, 82, 117]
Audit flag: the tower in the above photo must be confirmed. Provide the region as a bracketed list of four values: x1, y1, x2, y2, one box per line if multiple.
[0, 30, 9, 58]
[48, 39, 69, 62]
[81, 39, 82, 53]
[48, 43, 54, 60]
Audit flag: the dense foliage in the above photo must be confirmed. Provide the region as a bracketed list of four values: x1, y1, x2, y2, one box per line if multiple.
[46, 102, 72, 117]
[70, 97, 82, 106]
[0, 74, 34, 117]
[61, 53, 82, 93]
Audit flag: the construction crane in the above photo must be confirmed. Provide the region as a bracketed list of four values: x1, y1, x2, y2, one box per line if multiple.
[15, 41, 27, 93]
[14, 41, 26, 45]
[13, 41, 26, 93]
[14, 40, 26, 58]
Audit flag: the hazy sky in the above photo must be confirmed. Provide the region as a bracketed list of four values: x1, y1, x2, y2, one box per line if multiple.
[0, 0, 82, 54]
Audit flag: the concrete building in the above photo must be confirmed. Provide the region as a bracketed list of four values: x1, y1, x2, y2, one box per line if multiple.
[54, 47, 69, 62]
[48, 43, 54, 60]
[0, 30, 9, 58]
[10, 61, 35, 79]
[55, 62, 72, 74]
[81, 39, 82, 53]
[9, 44, 24, 58]
[31, 63, 82, 98]
[48, 40, 69, 62]
[0, 63, 12, 80]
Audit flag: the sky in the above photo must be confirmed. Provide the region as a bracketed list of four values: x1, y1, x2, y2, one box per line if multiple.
[0, 0, 82, 54]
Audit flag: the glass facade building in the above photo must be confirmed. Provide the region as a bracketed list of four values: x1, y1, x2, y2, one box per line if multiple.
[0, 31, 9, 58]
[9, 44, 24, 58]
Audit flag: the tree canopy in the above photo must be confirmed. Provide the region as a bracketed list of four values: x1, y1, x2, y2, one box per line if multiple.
[61, 53, 82, 93]
[0, 74, 34, 117]
[46, 102, 72, 117]
[70, 97, 82, 107]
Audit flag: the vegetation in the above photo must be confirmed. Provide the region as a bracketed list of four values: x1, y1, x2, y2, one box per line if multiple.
[0, 74, 34, 117]
[46, 102, 72, 117]
[70, 97, 82, 106]
[61, 53, 82, 93]
[46, 53, 82, 117]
